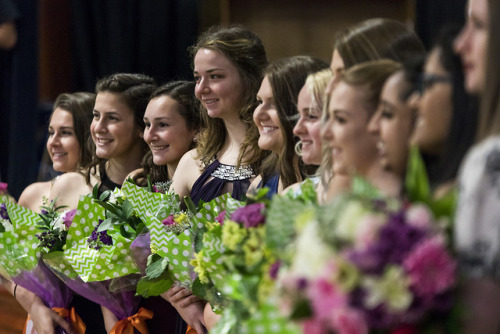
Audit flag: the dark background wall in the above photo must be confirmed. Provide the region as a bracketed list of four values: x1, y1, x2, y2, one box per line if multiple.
[1, 0, 466, 199]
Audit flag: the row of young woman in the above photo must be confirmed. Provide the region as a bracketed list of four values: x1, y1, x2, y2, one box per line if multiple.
[3, 4, 495, 332]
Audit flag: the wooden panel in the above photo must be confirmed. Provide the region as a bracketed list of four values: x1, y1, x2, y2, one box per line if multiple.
[228, 0, 413, 62]
[0, 286, 27, 333]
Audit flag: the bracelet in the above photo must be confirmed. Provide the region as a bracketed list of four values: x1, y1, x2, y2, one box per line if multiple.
[13, 284, 18, 299]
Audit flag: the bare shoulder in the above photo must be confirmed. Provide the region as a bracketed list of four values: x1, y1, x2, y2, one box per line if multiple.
[18, 181, 52, 212]
[283, 182, 301, 196]
[50, 172, 93, 209]
[171, 149, 203, 199]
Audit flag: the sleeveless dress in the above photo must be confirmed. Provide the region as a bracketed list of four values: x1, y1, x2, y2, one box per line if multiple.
[190, 159, 255, 206]
[257, 173, 280, 198]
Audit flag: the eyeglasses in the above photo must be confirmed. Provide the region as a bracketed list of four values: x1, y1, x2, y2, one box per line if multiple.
[418, 73, 452, 92]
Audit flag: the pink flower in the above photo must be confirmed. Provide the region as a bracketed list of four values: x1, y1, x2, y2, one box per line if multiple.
[308, 278, 347, 321]
[302, 318, 327, 334]
[215, 210, 226, 225]
[390, 325, 418, 334]
[330, 307, 368, 334]
[405, 204, 432, 230]
[62, 209, 77, 228]
[162, 215, 175, 226]
[230, 203, 265, 228]
[403, 237, 456, 299]
[355, 214, 384, 249]
[0, 182, 7, 195]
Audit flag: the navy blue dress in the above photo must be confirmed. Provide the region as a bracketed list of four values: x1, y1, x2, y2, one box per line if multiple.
[257, 173, 280, 198]
[190, 159, 255, 206]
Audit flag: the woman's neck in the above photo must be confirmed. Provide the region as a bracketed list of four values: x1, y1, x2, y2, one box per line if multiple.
[364, 164, 402, 198]
[106, 153, 143, 185]
[219, 117, 247, 164]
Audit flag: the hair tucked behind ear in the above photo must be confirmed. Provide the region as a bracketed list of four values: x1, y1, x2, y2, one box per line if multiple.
[85, 73, 156, 184]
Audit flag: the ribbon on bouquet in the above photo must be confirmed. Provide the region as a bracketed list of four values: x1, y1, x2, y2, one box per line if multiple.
[110, 307, 153, 334]
[23, 307, 86, 334]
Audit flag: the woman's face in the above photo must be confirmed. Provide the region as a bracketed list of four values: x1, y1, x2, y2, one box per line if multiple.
[193, 48, 244, 121]
[293, 84, 323, 165]
[411, 48, 453, 155]
[369, 71, 415, 178]
[254, 76, 284, 154]
[143, 95, 197, 167]
[47, 108, 81, 172]
[454, 0, 488, 94]
[91, 92, 143, 160]
[321, 81, 378, 176]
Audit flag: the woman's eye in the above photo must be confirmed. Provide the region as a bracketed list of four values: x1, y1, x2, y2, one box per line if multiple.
[144, 122, 151, 128]
[194, 76, 200, 82]
[381, 110, 394, 119]
[160, 122, 169, 127]
[210, 74, 221, 79]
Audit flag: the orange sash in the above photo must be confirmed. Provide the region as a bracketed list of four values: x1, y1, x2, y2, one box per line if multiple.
[186, 325, 197, 334]
[110, 307, 153, 334]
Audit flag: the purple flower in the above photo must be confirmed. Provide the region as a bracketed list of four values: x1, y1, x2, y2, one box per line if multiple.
[230, 203, 265, 228]
[0, 203, 8, 220]
[215, 210, 226, 225]
[162, 215, 175, 226]
[62, 209, 77, 228]
[87, 219, 113, 250]
[269, 260, 281, 280]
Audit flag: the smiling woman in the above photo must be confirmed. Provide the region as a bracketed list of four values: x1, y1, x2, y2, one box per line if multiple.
[17, 92, 95, 212]
[249, 55, 329, 196]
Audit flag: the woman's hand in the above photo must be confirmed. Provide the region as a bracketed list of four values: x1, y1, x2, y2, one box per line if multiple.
[162, 285, 207, 333]
[203, 302, 222, 331]
[101, 305, 119, 333]
[28, 297, 73, 334]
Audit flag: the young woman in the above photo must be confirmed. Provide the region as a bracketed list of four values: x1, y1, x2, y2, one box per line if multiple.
[172, 25, 267, 205]
[321, 60, 402, 197]
[169, 25, 267, 333]
[319, 18, 426, 203]
[368, 65, 418, 181]
[47, 73, 156, 333]
[132, 81, 201, 185]
[249, 56, 328, 195]
[410, 26, 478, 197]
[454, 0, 500, 332]
[17, 92, 95, 211]
[3, 92, 95, 334]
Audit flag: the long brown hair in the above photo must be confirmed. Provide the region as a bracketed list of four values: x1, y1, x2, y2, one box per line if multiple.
[188, 25, 268, 170]
[257, 56, 329, 188]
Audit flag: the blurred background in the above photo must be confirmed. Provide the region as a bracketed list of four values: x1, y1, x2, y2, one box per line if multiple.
[1, 0, 465, 201]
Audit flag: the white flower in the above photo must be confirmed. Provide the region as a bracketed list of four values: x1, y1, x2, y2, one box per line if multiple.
[1, 219, 12, 232]
[51, 213, 66, 231]
[334, 200, 372, 242]
[108, 188, 125, 204]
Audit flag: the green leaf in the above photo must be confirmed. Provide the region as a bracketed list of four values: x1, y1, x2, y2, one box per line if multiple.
[145, 254, 169, 279]
[92, 184, 100, 199]
[289, 298, 312, 319]
[99, 190, 111, 202]
[122, 200, 134, 219]
[136, 273, 173, 298]
[96, 218, 113, 232]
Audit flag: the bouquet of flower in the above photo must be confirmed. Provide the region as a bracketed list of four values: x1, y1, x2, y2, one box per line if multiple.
[43, 187, 152, 333]
[0, 182, 15, 204]
[191, 189, 300, 334]
[278, 189, 457, 334]
[0, 200, 83, 334]
[137, 191, 243, 299]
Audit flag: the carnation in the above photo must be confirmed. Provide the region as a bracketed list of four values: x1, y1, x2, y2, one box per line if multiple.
[403, 237, 456, 299]
[215, 210, 226, 225]
[405, 204, 433, 230]
[308, 278, 348, 321]
[330, 307, 368, 334]
[230, 203, 265, 228]
[0, 182, 7, 195]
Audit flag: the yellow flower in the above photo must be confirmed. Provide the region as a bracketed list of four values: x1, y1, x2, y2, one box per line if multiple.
[191, 250, 209, 284]
[174, 212, 189, 225]
[222, 220, 247, 251]
[362, 266, 412, 312]
[150, 244, 158, 254]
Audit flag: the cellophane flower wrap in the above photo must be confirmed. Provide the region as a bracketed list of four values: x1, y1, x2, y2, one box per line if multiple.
[43, 186, 149, 326]
[0, 200, 78, 334]
[192, 188, 300, 334]
[278, 181, 458, 334]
